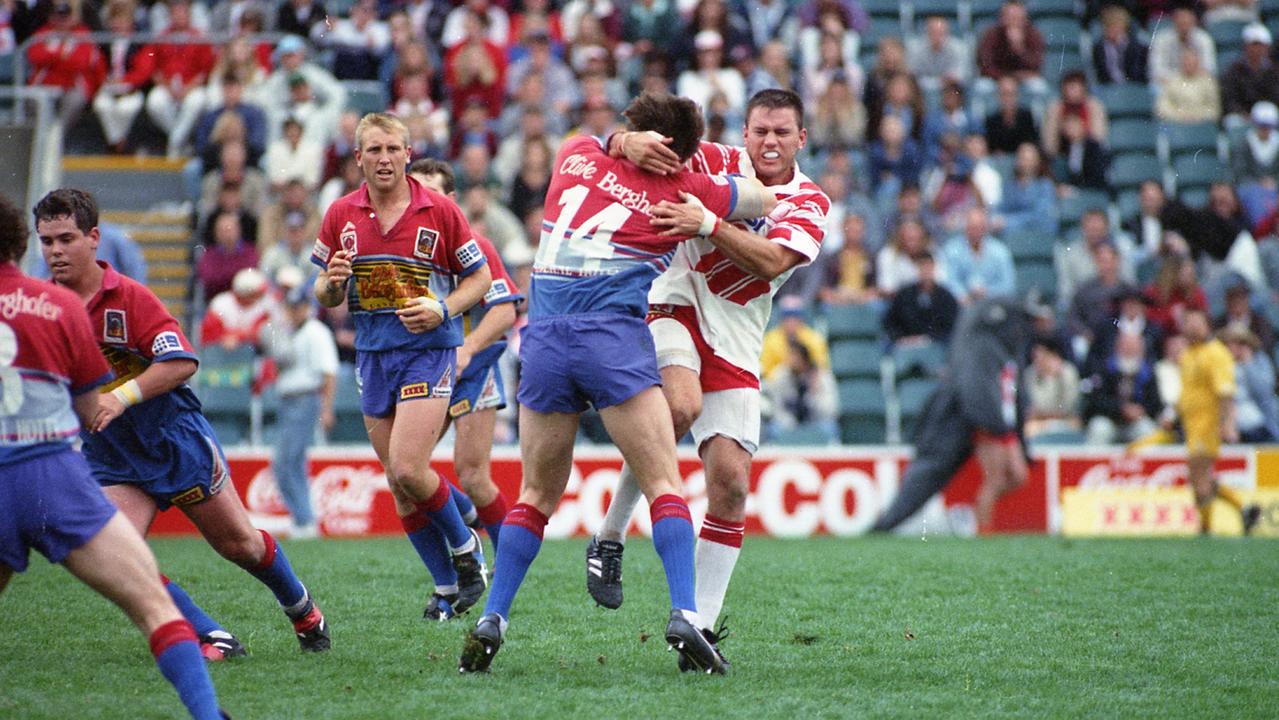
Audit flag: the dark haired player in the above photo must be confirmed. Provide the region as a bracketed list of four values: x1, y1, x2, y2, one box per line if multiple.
[589, 89, 829, 668]
[458, 92, 777, 674]
[0, 193, 226, 719]
[36, 188, 329, 656]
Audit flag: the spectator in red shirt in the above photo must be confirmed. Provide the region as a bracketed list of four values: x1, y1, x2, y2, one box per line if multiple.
[200, 266, 278, 350]
[1143, 254, 1208, 336]
[92, 1, 153, 152]
[976, 0, 1046, 94]
[197, 209, 259, 299]
[444, 9, 507, 120]
[144, 0, 218, 157]
[26, 0, 104, 129]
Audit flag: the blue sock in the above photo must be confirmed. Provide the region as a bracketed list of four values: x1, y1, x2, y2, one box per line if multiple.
[451, 485, 478, 525]
[150, 620, 222, 720]
[420, 480, 473, 551]
[401, 512, 458, 591]
[482, 503, 547, 620]
[476, 495, 509, 547]
[650, 495, 697, 612]
[246, 530, 307, 613]
[161, 576, 222, 637]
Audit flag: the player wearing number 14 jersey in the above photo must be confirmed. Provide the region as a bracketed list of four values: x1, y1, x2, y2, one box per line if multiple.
[589, 90, 830, 667]
[459, 92, 777, 674]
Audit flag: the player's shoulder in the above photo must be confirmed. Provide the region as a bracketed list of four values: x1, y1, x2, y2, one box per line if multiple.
[325, 184, 370, 218]
[0, 273, 81, 323]
[554, 134, 607, 170]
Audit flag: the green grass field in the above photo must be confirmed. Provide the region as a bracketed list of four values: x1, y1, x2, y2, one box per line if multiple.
[1, 536, 1276, 719]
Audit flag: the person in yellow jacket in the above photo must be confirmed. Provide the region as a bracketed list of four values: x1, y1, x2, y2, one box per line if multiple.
[1177, 308, 1261, 534]
[760, 295, 830, 380]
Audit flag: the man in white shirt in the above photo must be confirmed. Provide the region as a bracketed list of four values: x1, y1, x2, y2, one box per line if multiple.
[261, 285, 339, 538]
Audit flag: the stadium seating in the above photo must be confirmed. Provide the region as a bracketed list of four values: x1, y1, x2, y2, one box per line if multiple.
[329, 363, 366, 443]
[1162, 122, 1221, 164]
[1003, 229, 1055, 263]
[1108, 155, 1164, 193]
[831, 339, 883, 380]
[1206, 19, 1250, 53]
[1172, 155, 1228, 194]
[1097, 83, 1155, 120]
[1028, 0, 1076, 20]
[771, 424, 836, 446]
[195, 345, 255, 445]
[1016, 260, 1059, 303]
[838, 378, 887, 444]
[826, 304, 882, 341]
[1110, 119, 1159, 155]
[892, 341, 946, 379]
[1058, 190, 1110, 229]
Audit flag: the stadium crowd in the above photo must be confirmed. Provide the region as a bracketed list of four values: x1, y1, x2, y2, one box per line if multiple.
[12, 0, 1279, 446]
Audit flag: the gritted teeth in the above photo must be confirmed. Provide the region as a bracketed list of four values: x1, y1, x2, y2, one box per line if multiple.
[762, 151, 780, 159]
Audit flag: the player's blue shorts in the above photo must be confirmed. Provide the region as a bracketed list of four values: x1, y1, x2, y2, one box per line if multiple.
[517, 313, 660, 414]
[88, 411, 231, 511]
[356, 347, 457, 418]
[0, 449, 117, 571]
[449, 354, 506, 419]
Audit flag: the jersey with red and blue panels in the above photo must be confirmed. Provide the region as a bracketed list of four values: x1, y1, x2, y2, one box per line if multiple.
[0, 264, 111, 465]
[75, 262, 204, 460]
[530, 134, 741, 319]
[463, 232, 523, 369]
[311, 177, 488, 352]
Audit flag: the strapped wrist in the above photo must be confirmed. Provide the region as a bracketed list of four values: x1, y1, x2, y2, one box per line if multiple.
[111, 379, 143, 408]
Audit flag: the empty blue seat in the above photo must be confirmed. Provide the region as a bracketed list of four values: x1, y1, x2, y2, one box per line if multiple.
[1108, 154, 1163, 190]
[1110, 119, 1159, 154]
[831, 340, 883, 379]
[826, 303, 882, 340]
[1016, 260, 1059, 302]
[1097, 83, 1154, 119]
[1163, 122, 1220, 161]
[1172, 154, 1228, 191]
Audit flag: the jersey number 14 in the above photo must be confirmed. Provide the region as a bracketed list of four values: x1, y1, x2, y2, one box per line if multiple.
[538, 185, 632, 272]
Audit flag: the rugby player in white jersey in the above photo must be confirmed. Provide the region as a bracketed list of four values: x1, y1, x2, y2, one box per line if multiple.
[588, 88, 830, 668]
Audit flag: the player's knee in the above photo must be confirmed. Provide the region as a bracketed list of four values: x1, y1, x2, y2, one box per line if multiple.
[386, 459, 426, 489]
[670, 402, 702, 439]
[706, 468, 749, 515]
[217, 531, 267, 567]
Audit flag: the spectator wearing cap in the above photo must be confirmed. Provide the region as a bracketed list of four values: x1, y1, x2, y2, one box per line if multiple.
[907, 16, 970, 89]
[941, 207, 1016, 305]
[1082, 329, 1164, 444]
[259, 284, 338, 538]
[1155, 47, 1222, 123]
[197, 210, 260, 300]
[1221, 23, 1279, 121]
[143, 0, 217, 157]
[92, 3, 151, 153]
[1092, 5, 1148, 85]
[1056, 209, 1138, 317]
[882, 250, 959, 346]
[26, 0, 104, 130]
[1219, 323, 1279, 442]
[506, 29, 579, 119]
[677, 30, 746, 114]
[1233, 101, 1279, 190]
[1149, 5, 1217, 86]
[759, 296, 832, 382]
[1214, 276, 1276, 350]
[314, 0, 390, 80]
[261, 35, 346, 146]
[975, 0, 1045, 92]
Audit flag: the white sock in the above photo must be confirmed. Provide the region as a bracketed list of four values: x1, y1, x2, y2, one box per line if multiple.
[694, 516, 744, 631]
[598, 463, 644, 543]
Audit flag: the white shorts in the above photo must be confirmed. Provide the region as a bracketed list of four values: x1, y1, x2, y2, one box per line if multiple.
[648, 315, 761, 455]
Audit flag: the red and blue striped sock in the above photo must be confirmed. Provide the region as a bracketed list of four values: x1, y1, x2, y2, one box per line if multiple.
[476, 493, 510, 546]
[400, 512, 458, 593]
[246, 530, 307, 611]
[160, 574, 222, 637]
[482, 503, 547, 620]
[419, 481, 474, 552]
[650, 494, 697, 612]
[149, 619, 222, 720]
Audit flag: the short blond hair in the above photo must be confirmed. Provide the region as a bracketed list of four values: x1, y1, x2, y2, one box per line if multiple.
[355, 112, 410, 151]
